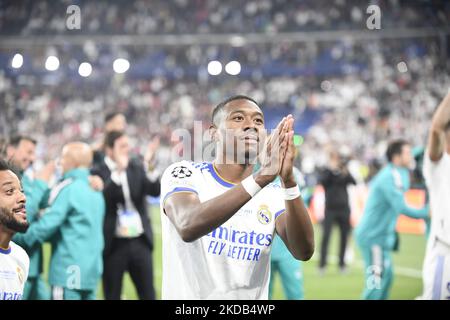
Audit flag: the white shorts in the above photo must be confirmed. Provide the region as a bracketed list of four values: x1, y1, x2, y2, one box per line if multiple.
[419, 237, 450, 300]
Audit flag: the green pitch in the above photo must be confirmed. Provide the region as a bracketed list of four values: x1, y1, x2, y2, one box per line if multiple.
[42, 205, 426, 300]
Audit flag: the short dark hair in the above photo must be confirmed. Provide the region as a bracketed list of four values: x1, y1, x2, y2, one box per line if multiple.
[0, 158, 11, 171]
[105, 112, 124, 124]
[0, 158, 20, 177]
[8, 135, 37, 147]
[0, 137, 7, 157]
[212, 95, 260, 125]
[104, 130, 126, 149]
[386, 139, 409, 162]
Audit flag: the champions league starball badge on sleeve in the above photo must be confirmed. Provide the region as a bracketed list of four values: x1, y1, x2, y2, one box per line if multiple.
[171, 166, 192, 179]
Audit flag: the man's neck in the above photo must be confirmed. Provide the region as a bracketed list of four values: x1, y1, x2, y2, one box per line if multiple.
[213, 161, 255, 185]
[0, 227, 13, 250]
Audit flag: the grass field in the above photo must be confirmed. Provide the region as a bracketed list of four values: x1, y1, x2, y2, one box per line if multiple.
[43, 205, 427, 300]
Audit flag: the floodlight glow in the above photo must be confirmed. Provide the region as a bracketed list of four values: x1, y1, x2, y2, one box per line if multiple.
[225, 61, 241, 75]
[113, 58, 130, 74]
[207, 61, 222, 76]
[45, 56, 60, 71]
[11, 53, 23, 69]
[78, 62, 92, 77]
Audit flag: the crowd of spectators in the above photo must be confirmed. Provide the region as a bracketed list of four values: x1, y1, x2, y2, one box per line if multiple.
[0, 0, 448, 181]
[1, 0, 448, 36]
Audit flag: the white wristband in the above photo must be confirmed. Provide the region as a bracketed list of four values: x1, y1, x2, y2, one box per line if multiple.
[282, 185, 301, 200]
[242, 175, 262, 197]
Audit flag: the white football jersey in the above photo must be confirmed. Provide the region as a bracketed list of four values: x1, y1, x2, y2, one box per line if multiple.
[160, 161, 286, 300]
[0, 241, 29, 300]
[423, 151, 450, 246]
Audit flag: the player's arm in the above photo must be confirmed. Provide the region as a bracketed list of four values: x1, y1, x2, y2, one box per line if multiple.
[428, 92, 450, 161]
[164, 117, 289, 242]
[382, 180, 429, 219]
[164, 184, 255, 242]
[275, 117, 315, 261]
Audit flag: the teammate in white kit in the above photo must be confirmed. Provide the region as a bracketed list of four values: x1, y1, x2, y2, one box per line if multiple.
[0, 159, 30, 300]
[160, 95, 314, 299]
[420, 92, 450, 300]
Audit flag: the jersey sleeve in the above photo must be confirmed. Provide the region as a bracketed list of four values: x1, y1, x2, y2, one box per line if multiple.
[20, 246, 30, 284]
[160, 161, 201, 205]
[10, 242, 30, 287]
[423, 150, 449, 188]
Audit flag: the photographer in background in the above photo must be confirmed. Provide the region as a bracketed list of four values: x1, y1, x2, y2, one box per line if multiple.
[318, 149, 356, 274]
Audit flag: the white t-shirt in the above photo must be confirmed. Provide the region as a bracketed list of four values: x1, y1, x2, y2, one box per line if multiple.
[0, 241, 29, 300]
[160, 161, 286, 300]
[423, 151, 450, 246]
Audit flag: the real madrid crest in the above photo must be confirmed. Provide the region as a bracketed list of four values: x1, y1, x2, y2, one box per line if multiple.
[257, 204, 272, 225]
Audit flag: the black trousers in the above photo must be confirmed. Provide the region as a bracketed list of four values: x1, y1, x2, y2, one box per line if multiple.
[103, 236, 155, 300]
[319, 208, 351, 268]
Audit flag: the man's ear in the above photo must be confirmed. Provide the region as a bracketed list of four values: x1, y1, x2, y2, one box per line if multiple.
[6, 145, 15, 158]
[209, 125, 219, 142]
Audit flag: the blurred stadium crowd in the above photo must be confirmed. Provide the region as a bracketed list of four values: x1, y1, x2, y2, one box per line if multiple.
[0, 0, 449, 301]
[0, 0, 449, 180]
[1, 0, 448, 35]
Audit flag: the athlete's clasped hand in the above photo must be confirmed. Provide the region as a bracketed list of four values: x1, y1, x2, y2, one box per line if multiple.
[257, 114, 295, 185]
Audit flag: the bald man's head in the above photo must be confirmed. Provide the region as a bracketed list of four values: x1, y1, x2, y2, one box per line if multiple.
[60, 142, 93, 174]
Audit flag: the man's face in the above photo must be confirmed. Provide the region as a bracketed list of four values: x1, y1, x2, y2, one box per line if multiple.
[398, 144, 413, 168]
[7, 139, 36, 171]
[105, 114, 127, 133]
[329, 151, 341, 168]
[113, 135, 130, 159]
[0, 170, 28, 234]
[215, 99, 266, 164]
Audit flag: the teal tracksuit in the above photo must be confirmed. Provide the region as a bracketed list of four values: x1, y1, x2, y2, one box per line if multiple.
[355, 164, 429, 300]
[269, 167, 311, 300]
[269, 235, 304, 299]
[13, 172, 50, 300]
[15, 168, 105, 300]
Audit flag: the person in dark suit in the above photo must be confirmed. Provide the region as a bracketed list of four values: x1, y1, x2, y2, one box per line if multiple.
[319, 150, 356, 274]
[92, 112, 127, 169]
[91, 130, 160, 300]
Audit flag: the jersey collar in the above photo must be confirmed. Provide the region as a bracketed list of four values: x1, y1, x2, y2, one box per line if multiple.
[0, 246, 11, 254]
[208, 163, 236, 188]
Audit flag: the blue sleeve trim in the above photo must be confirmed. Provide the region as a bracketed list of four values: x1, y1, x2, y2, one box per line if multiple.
[274, 209, 286, 220]
[163, 187, 198, 203]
